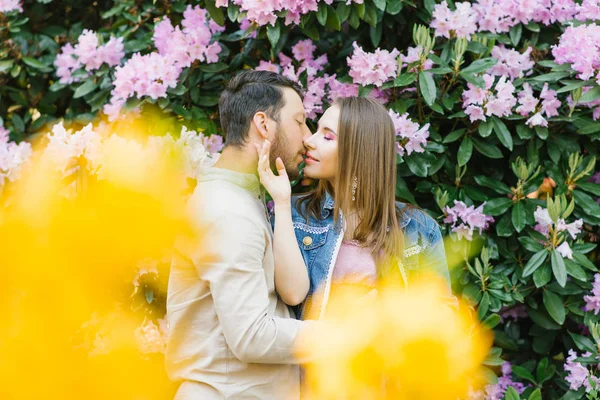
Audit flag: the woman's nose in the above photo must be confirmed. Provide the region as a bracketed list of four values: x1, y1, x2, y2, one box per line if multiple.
[303, 135, 316, 149]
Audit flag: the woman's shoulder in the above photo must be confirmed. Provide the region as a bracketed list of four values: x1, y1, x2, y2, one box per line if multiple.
[395, 201, 439, 234]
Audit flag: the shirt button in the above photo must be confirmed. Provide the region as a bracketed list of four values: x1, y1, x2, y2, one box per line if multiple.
[303, 236, 313, 246]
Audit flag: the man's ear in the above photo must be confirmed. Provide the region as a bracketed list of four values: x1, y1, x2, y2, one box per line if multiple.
[252, 112, 269, 140]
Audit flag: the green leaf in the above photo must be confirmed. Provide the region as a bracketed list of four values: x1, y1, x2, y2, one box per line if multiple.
[461, 58, 498, 75]
[393, 73, 416, 87]
[572, 252, 597, 272]
[369, 23, 382, 47]
[205, 0, 226, 26]
[419, 71, 437, 106]
[373, 0, 387, 10]
[386, 0, 402, 13]
[511, 200, 527, 232]
[336, 2, 352, 21]
[531, 71, 571, 82]
[576, 182, 600, 196]
[523, 250, 549, 277]
[266, 23, 281, 48]
[568, 331, 597, 353]
[478, 120, 493, 138]
[482, 314, 501, 329]
[518, 236, 544, 252]
[528, 307, 561, 330]
[510, 23, 522, 47]
[21, 57, 52, 72]
[317, 3, 328, 25]
[516, 124, 534, 139]
[0, 60, 14, 74]
[580, 86, 600, 103]
[326, 5, 341, 30]
[73, 80, 98, 99]
[573, 190, 600, 218]
[543, 290, 565, 325]
[457, 137, 473, 166]
[198, 62, 229, 73]
[484, 197, 513, 216]
[533, 264, 552, 287]
[551, 249, 567, 287]
[478, 292, 490, 320]
[472, 137, 504, 159]
[512, 365, 536, 384]
[504, 386, 520, 400]
[459, 72, 486, 88]
[11, 113, 24, 133]
[443, 129, 465, 143]
[565, 259, 587, 281]
[492, 117, 513, 150]
[528, 389, 542, 400]
[474, 176, 512, 194]
[396, 176, 417, 204]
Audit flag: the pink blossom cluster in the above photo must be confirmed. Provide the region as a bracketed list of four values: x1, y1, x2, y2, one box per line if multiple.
[388, 111, 430, 156]
[516, 83, 561, 128]
[462, 75, 517, 122]
[433, 0, 589, 37]
[401, 46, 434, 73]
[0, 126, 32, 186]
[0, 0, 22, 13]
[44, 122, 103, 175]
[479, 362, 526, 400]
[134, 318, 169, 354]
[564, 349, 600, 392]
[54, 30, 125, 84]
[533, 205, 583, 259]
[256, 41, 359, 118]
[104, 5, 223, 121]
[347, 42, 400, 87]
[443, 200, 495, 240]
[552, 23, 600, 85]
[216, 0, 362, 26]
[584, 274, 600, 315]
[431, 1, 479, 39]
[578, 0, 600, 21]
[489, 46, 535, 80]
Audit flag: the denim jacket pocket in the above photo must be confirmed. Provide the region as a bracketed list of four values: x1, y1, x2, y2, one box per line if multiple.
[293, 221, 329, 251]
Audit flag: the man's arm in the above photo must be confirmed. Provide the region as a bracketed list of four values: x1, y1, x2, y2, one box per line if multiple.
[189, 212, 308, 364]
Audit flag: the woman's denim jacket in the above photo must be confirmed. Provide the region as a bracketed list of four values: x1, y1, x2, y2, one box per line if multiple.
[280, 192, 450, 320]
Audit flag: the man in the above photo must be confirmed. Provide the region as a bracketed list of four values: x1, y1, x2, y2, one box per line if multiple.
[165, 70, 312, 400]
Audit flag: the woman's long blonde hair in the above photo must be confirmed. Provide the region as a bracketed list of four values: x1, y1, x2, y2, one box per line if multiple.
[297, 96, 405, 278]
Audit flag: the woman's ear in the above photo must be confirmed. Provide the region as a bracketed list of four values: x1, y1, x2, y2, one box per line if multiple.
[252, 112, 269, 140]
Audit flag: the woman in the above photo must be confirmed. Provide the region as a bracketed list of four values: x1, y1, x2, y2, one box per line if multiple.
[257, 96, 450, 320]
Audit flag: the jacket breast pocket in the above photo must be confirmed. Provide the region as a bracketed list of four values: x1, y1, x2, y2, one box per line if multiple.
[293, 222, 329, 266]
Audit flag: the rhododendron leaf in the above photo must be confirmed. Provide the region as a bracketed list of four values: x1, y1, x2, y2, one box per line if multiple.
[474, 175, 512, 194]
[386, 0, 403, 14]
[504, 386, 520, 400]
[564, 259, 586, 281]
[336, 3, 352, 22]
[266, 23, 280, 48]
[418, 71, 436, 106]
[528, 307, 561, 330]
[393, 73, 416, 87]
[523, 250, 548, 277]
[300, 24, 319, 41]
[395, 177, 417, 204]
[472, 138, 503, 159]
[442, 128, 465, 143]
[363, 6, 378, 26]
[227, 5, 239, 22]
[459, 71, 485, 88]
[536, 358, 555, 384]
[73, 80, 97, 99]
[568, 331, 596, 354]
[484, 197, 513, 216]
[405, 154, 429, 177]
[512, 365, 537, 384]
[510, 24, 522, 47]
[370, 24, 382, 47]
[198, 62, 229, 73]
[461, 57, 498, 75]
[534, 126, 548, 140]
[478, 120, 493, 138]
[573, 190, 600, 218]
[373, 0, 387, 11]
[492, 117, 513, 151]
[525, 21, 540, 32]
[317, 3, 328, 25]
[528, 389, 542, 400]
[205, 0, 225, 26]
[477, 292, 490, 320]
[542, 290, 565, 325]
[580, 86, 600, 103]
[531, 71, 571, 82]
[572, 252, 597, 272]
[326, 5, 341, 30]
[22, 57, 52, 72]
[533, 264, 552, 288]
[572, 243, 597, 254]
[355, 2, 365, 18]
[556, 79, 593, 94]
[550, 249, 567, 287]
[457, 136, 473, 166]
[518, 236, 544, 252]
[0, 60, 14, 74]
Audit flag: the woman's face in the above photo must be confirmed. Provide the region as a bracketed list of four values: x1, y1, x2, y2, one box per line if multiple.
[303, 105, 340, 182]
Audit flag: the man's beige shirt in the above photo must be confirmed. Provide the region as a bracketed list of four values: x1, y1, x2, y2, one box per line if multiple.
[165, 166, 303, 399]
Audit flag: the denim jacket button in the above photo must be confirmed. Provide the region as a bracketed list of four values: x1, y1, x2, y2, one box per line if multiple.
[302, 236, 313, 246]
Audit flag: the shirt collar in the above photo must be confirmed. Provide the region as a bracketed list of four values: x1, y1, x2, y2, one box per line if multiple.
[197, 166, 262, 199]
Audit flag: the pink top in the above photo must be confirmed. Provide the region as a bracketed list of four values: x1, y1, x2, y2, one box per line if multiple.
[332, 239, 377, 287]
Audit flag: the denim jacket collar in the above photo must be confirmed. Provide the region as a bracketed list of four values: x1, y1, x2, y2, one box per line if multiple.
[321, 191, 412, 228]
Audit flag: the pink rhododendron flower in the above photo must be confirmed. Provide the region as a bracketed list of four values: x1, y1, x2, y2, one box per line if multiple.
[347, 42, 400, 87]
[552, 23, 600, 83]
[489, 46, 534, 80]
[402, 46, 434, 72]
[556, 241, 573, 259]
[0, 127, 32, 186]
[0, 0, 22, 13]
[443, 200, 494, 240]
[388, 111, 430, 156]
[584, 274, 600, 315]
[470, 362, 526, 399]
[431, 1, 478, 39]
[564, 349, 600, 392]
[463, 75, 517, 122]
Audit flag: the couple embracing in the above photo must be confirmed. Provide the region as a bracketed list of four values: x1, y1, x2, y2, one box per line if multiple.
[165, 70, 451, 399]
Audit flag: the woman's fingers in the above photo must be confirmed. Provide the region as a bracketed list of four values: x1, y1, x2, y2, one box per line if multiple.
[275, 157, 287, 178]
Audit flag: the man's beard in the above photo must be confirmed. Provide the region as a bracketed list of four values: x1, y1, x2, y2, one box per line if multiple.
[270, 125, 301, 180]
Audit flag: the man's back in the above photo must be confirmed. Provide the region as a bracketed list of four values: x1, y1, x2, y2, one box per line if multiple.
[165, 167, 301, 400]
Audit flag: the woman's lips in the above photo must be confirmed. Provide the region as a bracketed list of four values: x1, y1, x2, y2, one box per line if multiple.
[305, 153, 319, 164]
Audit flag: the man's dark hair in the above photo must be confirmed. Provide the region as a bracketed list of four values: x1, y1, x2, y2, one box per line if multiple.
[218, 70, 304, 147]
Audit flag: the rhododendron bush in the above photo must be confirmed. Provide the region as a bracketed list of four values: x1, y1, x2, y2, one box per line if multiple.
[1, 0, 600, 398]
